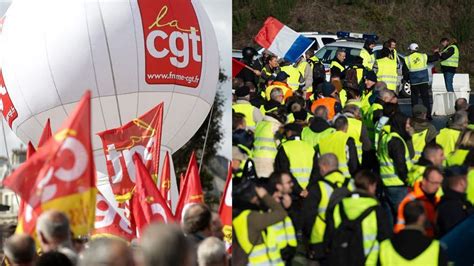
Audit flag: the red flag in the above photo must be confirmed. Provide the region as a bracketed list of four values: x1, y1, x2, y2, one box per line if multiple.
[131, 153, 175, 236]
[179, 173, 185, 193]
[232, 58, 247, 78]
[26, 142, 36, 159]
[97, 103, 164, 196]
[219, 163, 232, 253]
[159, 151, 171, 208]
[38, 118, 52, 147]
[3, 91, 96, 237]
[175, 151, 204, 221]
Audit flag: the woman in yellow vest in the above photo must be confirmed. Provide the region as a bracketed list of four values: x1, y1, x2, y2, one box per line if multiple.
[446, 129, 474, 166]
[375, 47, 398, 91]
[439, 37, 460, 93]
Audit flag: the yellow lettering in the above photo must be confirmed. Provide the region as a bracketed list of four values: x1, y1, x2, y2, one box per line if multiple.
[148, 6, 199, 33]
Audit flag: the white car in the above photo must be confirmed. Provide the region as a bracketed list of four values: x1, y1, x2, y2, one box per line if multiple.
[315, 39, 436, 97]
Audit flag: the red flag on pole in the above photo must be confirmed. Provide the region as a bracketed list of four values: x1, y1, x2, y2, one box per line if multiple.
[179, 173, 185, 193]
[3, 91, 96, 237]
[175, 151, 204, 221]
[38, 118, 52, 147]
[131, 153, 175, 236]
[232, 58, 247, 78]
[159, 151, 171, 208]
[26, 142, 36, 159]
[219, 163, 232, 253]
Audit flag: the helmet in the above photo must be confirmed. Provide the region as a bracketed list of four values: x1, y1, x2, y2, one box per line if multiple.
[408, 43, 419, 51]
[242, 47, 257, 59]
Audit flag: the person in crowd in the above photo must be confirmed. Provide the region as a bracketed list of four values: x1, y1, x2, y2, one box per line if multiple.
[260, 54, 280, 88]
[280, 60, 304, 92]
[295, 55, 313, 93]
[232, 112, 254, 153]
[302, 106, 335, 148]
[197, 237, 229, 266]
[3, 234, 36, 266]
[232, 86, 263, 131]
[343, 104, 372, 164]
[140, 223, 192, 266]
[437, 166, 474, 237]
[233, 182, 287, 265]
[211, 213, 224, 240]
[237, 47, 262, 87]
[264, 71, 294, 102]
[182, 203, 213, 246]
[310, 82, 342, 121]
[318, 116, 359, 178]
[411, 104, 438, 162]
[360, 71, 378, 115]
[395, 166, 443, 237]
[437, 111, 468, 157]
[464, 150, 474, 204]
[360, 39, 376, 71]
[407, 142, 445, 187]
[378, 201, 448, 266]
[36, 210, 77, 264]
[330, 49, 346, 81]
[439, 37, 459, 93]
[455, 98, 469, 112]
[375, 47, 398, 91]
[365, 88, 397, 145]
[36, 251, 73, 266]
[79, 237, 134, 266]
[446, 129, 474, 166]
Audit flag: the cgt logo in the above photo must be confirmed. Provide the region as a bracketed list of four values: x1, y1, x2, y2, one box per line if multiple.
[138, 0, 202, 87]
[0, 70, 18, 128]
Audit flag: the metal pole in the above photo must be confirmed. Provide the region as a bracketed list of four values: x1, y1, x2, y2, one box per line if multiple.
[199, 105, 214, 174]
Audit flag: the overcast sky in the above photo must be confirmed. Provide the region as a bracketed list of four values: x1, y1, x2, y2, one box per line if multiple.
[0, 0, 231, 160]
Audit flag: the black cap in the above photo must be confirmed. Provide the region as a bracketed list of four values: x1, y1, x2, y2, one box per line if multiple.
[284, 123, 303, 135]
[444, 166, 468, 178]
[235, 86, 250, 97]
[318, 82, 335, 97]
[365, 71, 377, 82]
[412, 104, 428, 117]
[275, 71, 290, 82]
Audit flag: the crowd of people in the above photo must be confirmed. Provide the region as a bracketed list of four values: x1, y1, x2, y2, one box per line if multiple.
[232, 36, 473, 265]
[2, 204, 230, 266]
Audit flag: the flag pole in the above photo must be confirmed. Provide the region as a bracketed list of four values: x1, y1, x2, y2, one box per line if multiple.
[199, 104, 214, 174]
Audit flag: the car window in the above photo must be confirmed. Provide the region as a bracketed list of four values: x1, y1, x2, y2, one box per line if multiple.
[315, 46, 361, 66]
[322, 37, 336, 45]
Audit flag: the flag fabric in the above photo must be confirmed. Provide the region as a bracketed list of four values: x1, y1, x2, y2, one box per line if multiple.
[179, 173, 185, 193]
[3, 91, 96, 237]
[38, 118, 52, 147]
[131, 153, 175, 236]
[254, 17, 314, 63]
[159, 151, 172, 208]
[232, 58, 247, 78]
[219, 163, 233, 253]
[175, 151, 204, 221]
[26, 142, 36, 159]
[97, 103, 164, 196]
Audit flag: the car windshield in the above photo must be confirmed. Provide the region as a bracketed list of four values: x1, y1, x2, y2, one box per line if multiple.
[315, 46, 362, 66]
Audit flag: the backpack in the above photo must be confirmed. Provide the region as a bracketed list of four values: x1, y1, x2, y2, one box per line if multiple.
[309, 59, 326, 87]
[326, 204, 377, 266]
[344, 68, 359, 90]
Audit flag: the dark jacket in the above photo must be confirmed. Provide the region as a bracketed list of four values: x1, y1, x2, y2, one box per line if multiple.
[388, 137, 414, 184]
[330, 59, 346, 79]
[437, 188, 474, 237]
[411, 117, 438, 144]
[378, 228, 448, 266]
[439, 45, 458, 73]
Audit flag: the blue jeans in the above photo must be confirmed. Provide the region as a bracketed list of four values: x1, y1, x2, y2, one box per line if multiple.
[443, 72, 455, 92]
[382, 186, 409, 227]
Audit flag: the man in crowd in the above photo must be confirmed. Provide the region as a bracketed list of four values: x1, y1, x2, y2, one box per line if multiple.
[79, 237, 134, 266]
[3, 234, 37, 266]
[411, 104, 438, 162]
[197, 237, 229, 266]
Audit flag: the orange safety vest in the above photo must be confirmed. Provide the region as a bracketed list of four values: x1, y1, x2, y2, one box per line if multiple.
[394, 182, 440, 237]
[265, 81, 294, 101]
[311, 97, 337, 120]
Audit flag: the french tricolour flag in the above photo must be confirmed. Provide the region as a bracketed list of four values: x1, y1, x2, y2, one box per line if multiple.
[254, 17, 314, 63]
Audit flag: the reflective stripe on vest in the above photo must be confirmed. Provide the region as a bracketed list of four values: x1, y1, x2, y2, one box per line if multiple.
[379, 239, 439, 265]
[347, 117, 363, 163]
[376, 57, 398, 91]
[360, 48, 375, 70]
[319, 131, 351, 178]
[436, 128, 461, 158]
[282, 140, 315, 189]
[302, 127, 336, 148]
[330, 60, 345, 72]
[378, 132, 413, 186]
[412, 129, 428, 162]
[365, 103, 383, 145]
[405, 52, 429, 85]
[233, 103, 256, 127]
[440, 44, 459, 68]
[266, 216, 297, 251]
[253, 121, 278, 160]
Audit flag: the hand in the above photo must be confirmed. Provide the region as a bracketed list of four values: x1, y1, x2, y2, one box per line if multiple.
[255, 186, 268, 198]
[281, 194, 292, 208]
[300, 189, 309, 198]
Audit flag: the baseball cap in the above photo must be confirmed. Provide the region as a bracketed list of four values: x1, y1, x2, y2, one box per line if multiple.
[365, 71, 377, 82]
[275, 71, 290, 82]
[408, 43, 419, 51]
[412, 104, 427, 116]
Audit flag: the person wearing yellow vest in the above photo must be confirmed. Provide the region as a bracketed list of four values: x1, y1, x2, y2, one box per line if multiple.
[302, 105, 335, 148]
[446, 129, 474, 167]
[343, 104, 372, 164]
[378, 200, 449, 266]
[253, 109, 286, 178]
[385, 38, 399, 63]
[365, 88, 397, 148]
[375, 47, 398, 91]
[260, 86, 284, 115]
[303, 154, 353, 263]
[232, 86, 263, 131]
[330, 49, 346, 80]
[280, 62, 304, 92]
[259, 55, 280, 89]
[411, 104, 438, 162]
[295, 55, 313, 93]
[325, 170, 391, 266]
[267, 171, 298, 263]
[318, 116, 360, 178]
[360, 71, 378, 116]
[360, 39, 376, 71]
[407, 143, 445, 187]
[437, 111, 468, 158]
[464, 151, 474, 205]
[275, 123, 318, 233]
[306, 49, 326, 94]
[439, 37, 460, 93]
[377, 112, 414, 225]
[233, 183, 287, 266]
[310, 82, 342, 121]
[403, 43, 440, 120]
[264, 72, 294, 102]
